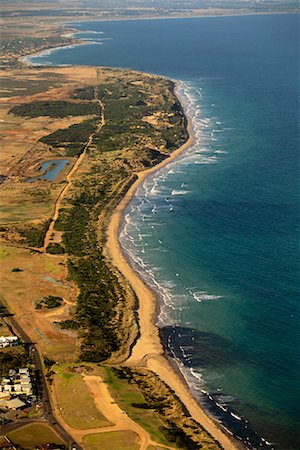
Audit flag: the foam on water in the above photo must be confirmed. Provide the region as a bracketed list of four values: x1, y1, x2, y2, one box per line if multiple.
[120, 81, 228, 331]
[192, 291, 224, 302]
[119, 81, 277, 448]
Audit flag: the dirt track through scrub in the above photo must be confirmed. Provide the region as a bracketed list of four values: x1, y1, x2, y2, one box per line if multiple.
[41, 94, 105, 253]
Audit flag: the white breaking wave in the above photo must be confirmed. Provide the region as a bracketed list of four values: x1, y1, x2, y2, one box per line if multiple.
[193, 291, 223, 302]
[171, 189, 191, 196]
[231, 412, 243, 421]
[194, 155, 218, 165]
[76, 30, 105, 35]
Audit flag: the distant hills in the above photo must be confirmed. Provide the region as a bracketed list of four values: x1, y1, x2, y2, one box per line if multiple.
[1, 0, 298, 18]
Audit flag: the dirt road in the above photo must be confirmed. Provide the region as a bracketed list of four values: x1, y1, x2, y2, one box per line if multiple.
[41, 94, 105, 252]
[82, 374, 175, 450]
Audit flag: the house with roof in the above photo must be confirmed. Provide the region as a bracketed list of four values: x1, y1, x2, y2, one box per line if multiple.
[3, 385, 13, 392]
[13, 384, 22, 392]
[0, 391, 11, 399]
[5, 398, 26, 410]
[0, 336, 19, 348]
[21, 383, 33, 395]
[0, 366, 33, 401]
[20, 376, 31, 384]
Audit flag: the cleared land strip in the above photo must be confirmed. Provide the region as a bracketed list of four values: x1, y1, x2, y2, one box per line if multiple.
[41, 97, 105, 253]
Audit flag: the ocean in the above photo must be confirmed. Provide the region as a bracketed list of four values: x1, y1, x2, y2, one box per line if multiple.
[29, 13, 300, 449]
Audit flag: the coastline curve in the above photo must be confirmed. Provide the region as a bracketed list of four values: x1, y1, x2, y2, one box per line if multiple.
[104, 83, 239, 450]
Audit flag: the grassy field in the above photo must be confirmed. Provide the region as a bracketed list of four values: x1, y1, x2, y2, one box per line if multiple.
[100, 367, 171, 446]
[83, 430, 140, 450]
[54, 365, 112, 430]
[0, 245, 78, 360]
[0, 317, 13, 337]
[147, 446, 169, 450]
[5, 422, 65, 448]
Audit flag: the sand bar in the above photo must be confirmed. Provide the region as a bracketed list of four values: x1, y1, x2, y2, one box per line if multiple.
[105, 85, 239, 450]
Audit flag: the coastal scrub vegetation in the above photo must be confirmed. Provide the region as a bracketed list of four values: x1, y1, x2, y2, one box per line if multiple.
[52, 70, 188, 362]
[19, 219, 51, 248]
[92, 76, 188, 158]
[9, 100, 100, 118]
[40, 119, 99, 157]
[46, 243, 65, 254]
[35, 295, 63, 310]
[49, 70, 220, 447]
[11, 267, 23, 272]
[56, 319, 80, 330]
[103, 366, 221, 450]
[71, 86, 95, 100]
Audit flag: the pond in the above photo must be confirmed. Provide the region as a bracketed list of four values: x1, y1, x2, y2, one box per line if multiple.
[26, 159, 69, 182]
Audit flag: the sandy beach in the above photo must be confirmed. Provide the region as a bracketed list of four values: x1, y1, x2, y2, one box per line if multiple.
[105, 87, 239, 450]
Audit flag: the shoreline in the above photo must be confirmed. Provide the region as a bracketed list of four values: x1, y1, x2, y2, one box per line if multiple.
[20, 41, 87, 66]
[63, 10, 299, 25]
[105, 82, 239, 450]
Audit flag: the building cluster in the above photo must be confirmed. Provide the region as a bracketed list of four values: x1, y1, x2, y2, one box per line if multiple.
[0, 368, 33, 410]
[0, 336, 19, 348]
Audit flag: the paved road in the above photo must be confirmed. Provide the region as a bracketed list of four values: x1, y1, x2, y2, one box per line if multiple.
[1, 303, 83, 450]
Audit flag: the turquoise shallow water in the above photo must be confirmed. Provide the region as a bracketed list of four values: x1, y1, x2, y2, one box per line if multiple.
[30, 14, 300, 449]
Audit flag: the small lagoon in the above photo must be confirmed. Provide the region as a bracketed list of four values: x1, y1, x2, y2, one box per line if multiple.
[26, 159, 69, 182]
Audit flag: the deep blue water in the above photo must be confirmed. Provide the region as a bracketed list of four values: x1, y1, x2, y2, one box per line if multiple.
[30, 14, 300, 449]
[26, 159, 69, 182]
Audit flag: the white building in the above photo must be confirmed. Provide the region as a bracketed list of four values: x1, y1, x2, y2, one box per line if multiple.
[5, 398, 26, 410]
[13, 384, 22, 392]
[0, 336, 19, 348]
[3, 385, 12, 392]
[20, 376, 31, 384]
[0, 392, 10, 399]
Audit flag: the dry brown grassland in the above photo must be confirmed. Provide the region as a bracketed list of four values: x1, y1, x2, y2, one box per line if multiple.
[0, 67, 101, 359]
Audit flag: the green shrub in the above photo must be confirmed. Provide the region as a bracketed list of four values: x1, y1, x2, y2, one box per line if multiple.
[56, 320, 80, 330]
[46, 243, 65, 254]
[131, 402, 153, 409]
[43, 356, 56, 368]
[71, 86, 95, 100]
[20, 219, 51, 247]
[40, 119, 97, 156]
[35, 295, 63, 309]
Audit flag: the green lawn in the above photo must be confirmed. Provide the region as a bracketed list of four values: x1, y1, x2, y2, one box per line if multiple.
[83, 430, 140, 450]
[100, 367, 170, 446]
[55, 365, 112, 429]
[6, 422, 64, 448]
